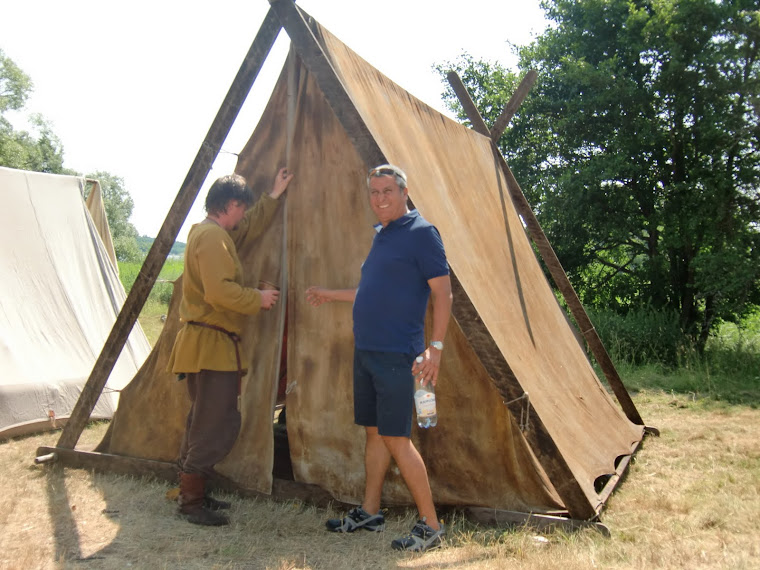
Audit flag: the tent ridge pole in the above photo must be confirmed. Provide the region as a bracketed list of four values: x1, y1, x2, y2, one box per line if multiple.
[490, 70, 538, 143]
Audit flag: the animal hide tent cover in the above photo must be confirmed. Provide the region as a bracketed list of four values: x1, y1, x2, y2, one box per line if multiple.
[99, 19, 643, 514]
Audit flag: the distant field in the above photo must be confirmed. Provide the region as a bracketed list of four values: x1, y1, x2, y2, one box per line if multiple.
[118, 258, 183, 346]
[136, 235, 185, 258]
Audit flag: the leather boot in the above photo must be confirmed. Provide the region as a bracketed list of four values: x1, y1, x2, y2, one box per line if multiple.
[178, 472, 229, 526]
[204, 496, 231, 511]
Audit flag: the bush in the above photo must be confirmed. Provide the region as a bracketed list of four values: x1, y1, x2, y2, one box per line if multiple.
[590, 306, 759, 404]
[589, 306, 687, 366]
[117, 260, 140, 293]
[114, 234, 142, 263]
[701, 312, 760, 379]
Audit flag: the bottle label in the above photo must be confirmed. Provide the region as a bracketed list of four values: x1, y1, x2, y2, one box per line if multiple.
[414, 390, 436, 418]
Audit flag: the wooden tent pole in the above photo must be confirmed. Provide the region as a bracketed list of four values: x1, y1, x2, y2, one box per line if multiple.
[268, 0, 385, 167]
[273, 48, 297, 402]
[269, 0, 598, 520]
[56, 9, 284, 450]
[446, 71, 491, 137]
[446, 71, 644, 426]
[490, 70, 538, 144]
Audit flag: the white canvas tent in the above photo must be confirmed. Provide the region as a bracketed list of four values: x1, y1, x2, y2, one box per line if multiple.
[0, 166, 151, 439]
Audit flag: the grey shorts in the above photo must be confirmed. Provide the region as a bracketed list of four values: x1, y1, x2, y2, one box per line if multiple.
[353, 349, 415, 437]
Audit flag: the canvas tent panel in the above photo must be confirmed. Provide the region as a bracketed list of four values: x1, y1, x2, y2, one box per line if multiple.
[100, 53, 566, 511]
[95, 13, 642, 515]
[85, 181, 118, 271]
[314, 23, 643, 508]
[97, 279, 188, 459]
[256, 55, 564, 510]
[0, 167, 151, 438]
[213, 74, 294, 491]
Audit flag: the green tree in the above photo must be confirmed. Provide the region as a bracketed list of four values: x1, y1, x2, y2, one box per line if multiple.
[0, 49, 31, 112]
[440, 0, 760, 352]
[436, 53, 522, 129]
[85, 171, 141, 263]
[0, 49, 68, 173]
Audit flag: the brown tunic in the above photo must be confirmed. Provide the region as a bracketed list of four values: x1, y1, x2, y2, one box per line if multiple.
[168, 193, 279, 374]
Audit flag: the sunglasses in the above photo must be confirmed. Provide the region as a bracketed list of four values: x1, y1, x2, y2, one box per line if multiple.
[368, 167, 406, 184]
[368, 167, 397, 177]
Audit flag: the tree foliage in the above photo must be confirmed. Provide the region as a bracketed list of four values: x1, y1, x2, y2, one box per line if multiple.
[0, 49, 68, 173]
[0, 49, 31, 113]
[84, 172, 141, 263]
[440, 0, 760, 351]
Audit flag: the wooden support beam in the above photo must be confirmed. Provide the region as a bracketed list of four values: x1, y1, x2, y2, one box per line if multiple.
[55, 9, 283, 450]
[445, 71, 491, 137]
[37, 446, 180, 481]
[448, 71, 644, 427]
[269, 0, 385, 167]
[490, 69, 538, 143]
[464, 507, 610, 537]
[35, 445, 600, 524]
[35, 446, 352, 508]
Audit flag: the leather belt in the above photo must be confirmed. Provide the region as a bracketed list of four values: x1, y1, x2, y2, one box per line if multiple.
[186, 321, 244, 404]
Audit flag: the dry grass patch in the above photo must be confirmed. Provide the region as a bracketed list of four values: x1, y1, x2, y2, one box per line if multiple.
[1, 391, 759, 569]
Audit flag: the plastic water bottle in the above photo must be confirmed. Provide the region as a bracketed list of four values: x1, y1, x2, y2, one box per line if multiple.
[413, 356, 438, 428]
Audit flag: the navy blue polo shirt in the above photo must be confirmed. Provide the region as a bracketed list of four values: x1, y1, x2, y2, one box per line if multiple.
[353, 210, 449, 354]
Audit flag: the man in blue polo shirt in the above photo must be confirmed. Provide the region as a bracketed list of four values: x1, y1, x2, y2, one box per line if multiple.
[306, 164, 452, 552]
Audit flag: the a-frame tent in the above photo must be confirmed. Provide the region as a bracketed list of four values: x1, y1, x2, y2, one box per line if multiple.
[0, 167, 151, 439]
[39, 0, 651, 525]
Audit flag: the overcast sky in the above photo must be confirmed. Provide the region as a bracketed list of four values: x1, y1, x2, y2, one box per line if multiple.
[1, 1, 548, 241]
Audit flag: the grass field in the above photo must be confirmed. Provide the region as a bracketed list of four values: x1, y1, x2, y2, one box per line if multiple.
[6, 263, 752, 568]
[1, 390, 758, 569]
[119, 259, 182, 346]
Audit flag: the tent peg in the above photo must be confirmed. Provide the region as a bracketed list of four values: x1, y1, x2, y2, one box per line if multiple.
[34, 452, 58, 465]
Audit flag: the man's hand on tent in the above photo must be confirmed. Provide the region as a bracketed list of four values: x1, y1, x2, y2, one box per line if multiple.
[305, 286, 357, 306]
[270, 167, 294, 199]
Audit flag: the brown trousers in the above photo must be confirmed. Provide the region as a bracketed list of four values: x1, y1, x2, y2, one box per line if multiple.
[179, 370, 241, 477]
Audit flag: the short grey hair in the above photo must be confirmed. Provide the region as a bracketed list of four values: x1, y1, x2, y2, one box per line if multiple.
[367, 164, 407, 190]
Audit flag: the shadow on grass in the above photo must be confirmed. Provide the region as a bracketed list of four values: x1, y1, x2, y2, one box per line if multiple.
[36, 461, 425, 569]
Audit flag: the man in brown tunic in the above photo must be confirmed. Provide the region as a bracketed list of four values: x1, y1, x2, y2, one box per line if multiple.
[168, 167, 293, 526]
